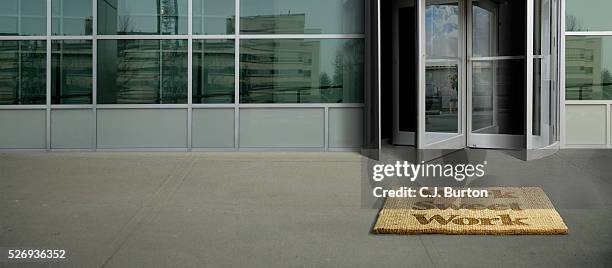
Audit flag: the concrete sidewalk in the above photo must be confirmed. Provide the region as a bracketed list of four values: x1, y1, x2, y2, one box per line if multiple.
[1, 150, 611, 267]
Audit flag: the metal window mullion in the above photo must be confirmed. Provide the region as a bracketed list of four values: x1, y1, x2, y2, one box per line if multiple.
[234, 0, 240, 150]
[18, 43, 22, 104]
[188, 0, 193, 150]
[93, 0, 98, 151]
[46, 0, 52, 150]
[565, 31, 612, 36]
[608, 104, 611, 145]
[324, 107, 329, 151]
[59, 42, 64, 103]
[526, 0, 535, 149]
[48, 36, 94, 40]
[96, 35, 189, 40]
[559, 0, 565, 148]
[159, 41, 163, 104]
[239, 34, 366, 39]
[466, 0, 474, 145]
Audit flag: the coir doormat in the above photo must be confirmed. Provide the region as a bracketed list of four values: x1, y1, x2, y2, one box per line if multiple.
[373, 187, 568, 235]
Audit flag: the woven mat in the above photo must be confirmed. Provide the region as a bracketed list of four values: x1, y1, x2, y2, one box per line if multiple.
[373, 187, 568, 235]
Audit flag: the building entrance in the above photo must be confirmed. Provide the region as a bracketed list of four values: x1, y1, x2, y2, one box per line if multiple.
[388, 0, 560, 160]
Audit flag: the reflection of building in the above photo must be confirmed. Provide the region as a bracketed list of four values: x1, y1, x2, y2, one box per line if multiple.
[52, 41, 93, 104]
[566, 37, 603, 100]
[237, 14, 320, 34]
[160, 0, 180, 34]
[237, 14, 322, 103]
[98, 40, 187, 104]
[193, 41, 234, 103]
[240, 39, 321, 103]
[0, 41, 46, 105]
[99, 0, 181, 35]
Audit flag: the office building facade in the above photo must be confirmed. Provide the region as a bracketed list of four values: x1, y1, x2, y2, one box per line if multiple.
[0, 0, 606, 156]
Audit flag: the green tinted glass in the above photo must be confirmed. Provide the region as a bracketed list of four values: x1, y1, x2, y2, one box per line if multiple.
[193, 0, 235, 35]
[240, 39, 364, 103]
[566, 36, 612, 100]
[52, 0, 93, 35]
[52, 40, 93, 104]
[0, 0, 46, 36]
[566, 0, 612, 31]
[0, 41, 46, 105]
[193, 40, 235, 104]
[240, 0, 364, 34]
[97, 39, 188, 104]
[97, 0, 188, 35]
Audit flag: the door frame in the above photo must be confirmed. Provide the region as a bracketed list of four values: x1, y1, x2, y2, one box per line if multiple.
[466, 0, 527, 149]
[417, 0, 468, 152]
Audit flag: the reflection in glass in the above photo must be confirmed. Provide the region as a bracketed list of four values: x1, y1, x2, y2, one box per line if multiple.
[533, 0, 552, 139]
[97, 40, 188, 104]
[472, 5, 492, 57]
[193, 0, 235, 35]
[97, 0, 188, 35]
[471, 0, 525, 57]
[240, 0, 364, 34]
[566, 0, 612, 31]
[52, 0, 93, 35]
[0, 41, 46, 105]
[425, 0, 461, 135]
[566, 36, 612, 100]
[533, 0, 551, 55]
[240, 39, 364, 103]
[425, 2, 459, 59]
[0, 0, 46, 36]
[426, 64, 459, 133]
[193, 40, 234, 103]
[52, 40, 93, 104]
[472, 60, 525, 135]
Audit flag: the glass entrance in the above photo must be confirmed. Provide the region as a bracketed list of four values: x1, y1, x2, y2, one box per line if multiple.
[467, 0, 527, 148]
[391, 0, 559, 159]
[417, 0, 466, 153]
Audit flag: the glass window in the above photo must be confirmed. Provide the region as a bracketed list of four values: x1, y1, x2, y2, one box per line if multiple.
[472, 60, 525, 135]
[52, 0, 93, 35]
[0, 0, 46, 36]
[566, 36, 612, 100]
[193, 40, 234, 104]
[426, 2, 460, 59]
[471, 0, 525, 57]
[193, 0, 235, 35]
[240, 39, 364, 104]
[97, 39, 188, 104]
[0, 41, 46, 105]
[97, 0, 188, 35]
[240, 0, 364, 34]
[426, 64, 459, 133]
[52, 40, 93, 104]
[566, 0, 612, 31]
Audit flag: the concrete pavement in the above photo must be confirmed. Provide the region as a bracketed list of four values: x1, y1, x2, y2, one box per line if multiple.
[1, 150, 611, 267]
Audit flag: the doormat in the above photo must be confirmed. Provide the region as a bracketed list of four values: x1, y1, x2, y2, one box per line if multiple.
[373, 187, 568, 235]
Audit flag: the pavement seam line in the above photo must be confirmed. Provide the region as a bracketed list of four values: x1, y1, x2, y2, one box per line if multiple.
[99, 154, 196, 267]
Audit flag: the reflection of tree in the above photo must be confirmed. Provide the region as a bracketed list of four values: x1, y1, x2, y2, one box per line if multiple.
[118, 14, 133, 33]
[603, 69, 612, 99]
[319, 73, 331, 89]
[566, 15, 582, 31]
[161, 0, 179, 34]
